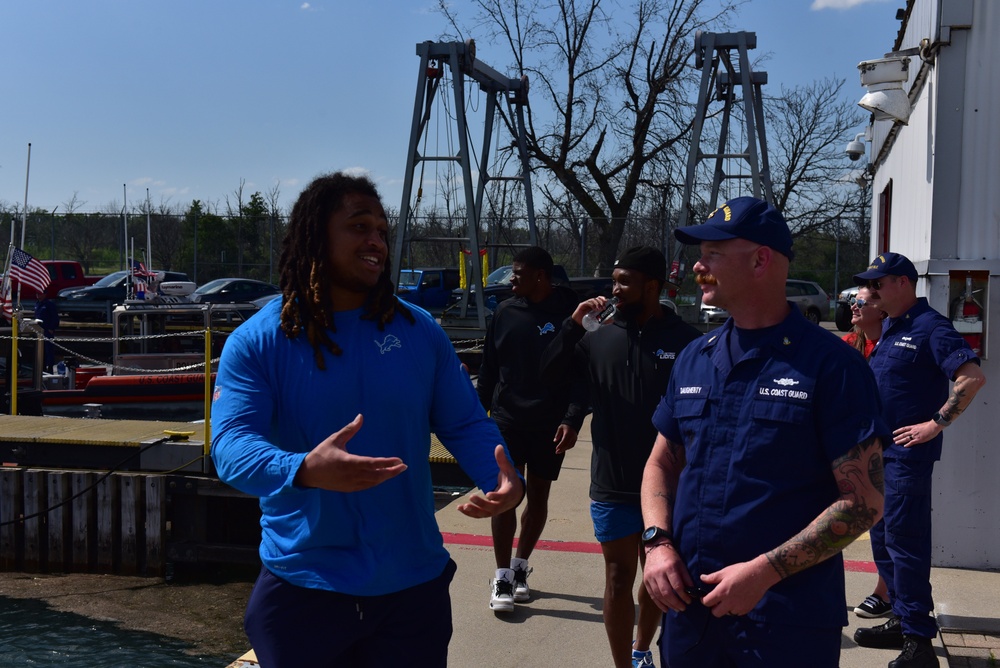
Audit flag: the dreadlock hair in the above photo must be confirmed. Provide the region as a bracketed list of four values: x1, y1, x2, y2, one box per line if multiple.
[277, 171, 414, 370]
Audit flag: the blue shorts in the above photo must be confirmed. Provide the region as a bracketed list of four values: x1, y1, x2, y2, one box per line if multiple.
[590, 500, 644, 543]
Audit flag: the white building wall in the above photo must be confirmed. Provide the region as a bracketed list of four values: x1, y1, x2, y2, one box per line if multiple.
[865, 0, 1000, 569]
[954, 0, 1000, 260]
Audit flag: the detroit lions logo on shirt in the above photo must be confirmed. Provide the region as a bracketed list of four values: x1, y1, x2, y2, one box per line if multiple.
[538, 322, 556, 335]
[375, 334, 402, 355]
[655, 349, 677, 360]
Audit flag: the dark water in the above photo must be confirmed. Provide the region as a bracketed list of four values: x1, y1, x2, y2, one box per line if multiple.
[0, 595, 224, 667]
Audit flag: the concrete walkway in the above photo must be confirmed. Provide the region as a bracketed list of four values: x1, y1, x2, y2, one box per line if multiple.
[436, 417, 1000, 668]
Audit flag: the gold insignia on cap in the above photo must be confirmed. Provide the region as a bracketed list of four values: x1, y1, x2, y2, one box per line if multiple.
[782, 337, 791, 345]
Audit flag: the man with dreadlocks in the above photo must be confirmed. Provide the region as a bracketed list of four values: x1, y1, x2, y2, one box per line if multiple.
[211, 172, 523, 667]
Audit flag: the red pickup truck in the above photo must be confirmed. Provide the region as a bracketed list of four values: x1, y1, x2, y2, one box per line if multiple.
[5, 260, 101, 301]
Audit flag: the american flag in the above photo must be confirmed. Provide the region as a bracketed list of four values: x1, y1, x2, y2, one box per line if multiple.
[10, 247, 51, 296]
[131, 260, 156, 278]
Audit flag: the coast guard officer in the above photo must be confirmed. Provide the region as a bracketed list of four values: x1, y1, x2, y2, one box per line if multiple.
[641, 197, 889, 667]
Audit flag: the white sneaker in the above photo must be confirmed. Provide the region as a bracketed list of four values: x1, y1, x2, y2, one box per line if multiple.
[511, 557, 532, 602]
[490, 568, 515, 612]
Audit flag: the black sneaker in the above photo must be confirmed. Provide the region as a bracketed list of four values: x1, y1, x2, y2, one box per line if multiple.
[888, 635, 937, 668]
[854, 615, 905, 649]
[854, 594, 893, 618]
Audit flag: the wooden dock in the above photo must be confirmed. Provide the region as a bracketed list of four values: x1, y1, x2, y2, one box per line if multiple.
[0, 414, 260, 577]
[0, 414, 470, 577]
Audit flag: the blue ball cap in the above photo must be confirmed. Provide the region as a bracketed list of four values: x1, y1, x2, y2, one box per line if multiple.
[674, 197, 794, 260]
[853, 252, 918, 285]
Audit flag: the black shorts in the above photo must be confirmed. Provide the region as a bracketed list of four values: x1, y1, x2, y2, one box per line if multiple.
[500, 426, 566, 481]
[245, 560, 456, 667]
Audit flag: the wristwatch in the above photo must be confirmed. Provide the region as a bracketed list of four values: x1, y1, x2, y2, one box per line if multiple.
[932, 411, 952, 427]
[641, 526, 673, 545]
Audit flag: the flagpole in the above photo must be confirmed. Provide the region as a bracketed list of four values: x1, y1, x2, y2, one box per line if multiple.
[122, 184, 128, 271]
[18, 143, 31, 248]
[146, 188, 152, 274]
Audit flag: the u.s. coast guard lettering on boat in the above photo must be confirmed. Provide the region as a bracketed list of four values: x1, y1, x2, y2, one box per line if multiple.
[376, 334, 402, 354]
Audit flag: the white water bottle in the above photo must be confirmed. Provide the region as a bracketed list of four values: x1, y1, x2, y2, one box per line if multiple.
[582, 297, 618, 332]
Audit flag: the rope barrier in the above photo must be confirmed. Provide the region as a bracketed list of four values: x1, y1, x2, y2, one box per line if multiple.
[0, 330, 231, 375]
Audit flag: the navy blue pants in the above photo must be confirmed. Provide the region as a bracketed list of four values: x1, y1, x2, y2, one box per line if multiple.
[870, 456, 937, 639]
[660, 604, 840, 668]
[244, 560, 457, 667]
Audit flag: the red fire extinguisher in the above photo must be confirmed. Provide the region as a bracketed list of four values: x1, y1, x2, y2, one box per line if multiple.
[952, 275, 983, 355]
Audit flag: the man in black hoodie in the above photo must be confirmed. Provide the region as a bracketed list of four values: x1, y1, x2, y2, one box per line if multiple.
[540, 246, 701, 668]
[477, 246, 588, 613]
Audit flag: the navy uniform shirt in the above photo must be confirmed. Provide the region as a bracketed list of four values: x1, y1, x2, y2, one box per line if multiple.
[652, 306, 889, 628]
[869, 297, 979, 462]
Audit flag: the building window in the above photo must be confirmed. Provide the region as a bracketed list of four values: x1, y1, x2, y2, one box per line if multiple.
[878, 179, 893, 254]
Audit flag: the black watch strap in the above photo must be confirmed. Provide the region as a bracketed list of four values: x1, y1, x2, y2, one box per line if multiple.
[642, 526, 674, 545]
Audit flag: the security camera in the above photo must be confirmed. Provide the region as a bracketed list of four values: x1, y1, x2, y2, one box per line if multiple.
[845, 133, 866, 161]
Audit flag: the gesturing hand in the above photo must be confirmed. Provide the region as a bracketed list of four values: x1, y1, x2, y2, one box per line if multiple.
[294, 414, 408, 492]
[457, 444, 525, 518]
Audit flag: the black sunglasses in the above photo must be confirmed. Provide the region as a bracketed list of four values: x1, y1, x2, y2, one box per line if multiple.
[849, 296, 868, 308]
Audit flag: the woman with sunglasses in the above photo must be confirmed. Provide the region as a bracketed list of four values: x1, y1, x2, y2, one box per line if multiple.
[840, 286, 893, 619]
[842, 287, 883, 358]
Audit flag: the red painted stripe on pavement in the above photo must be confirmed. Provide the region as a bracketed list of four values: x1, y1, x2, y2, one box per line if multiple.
[442, 532, 602, 554]
[845, 560, 878, 573]
[442, 532, 879, 571]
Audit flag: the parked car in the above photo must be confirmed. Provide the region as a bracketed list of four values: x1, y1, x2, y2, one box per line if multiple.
[4, 260, 101, 301]
[59, 269, 190, 302]
[699, 301, 729, 324]
[695, 279, 828, 325]
[835, 285, 859, 332]
[395, 268, 461, 311]
[57, 269, 190, 321]
[252, 293, 282, 309]
[446, 264, 571, 313]
[569, 276, 614, 301]
[191, 278, 280, 304]
[785, 279, 828, 324]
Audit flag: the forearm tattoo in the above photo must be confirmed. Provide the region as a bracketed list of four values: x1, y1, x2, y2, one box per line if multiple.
[943, 375, 975, 420]
[765, 436, 883, 580]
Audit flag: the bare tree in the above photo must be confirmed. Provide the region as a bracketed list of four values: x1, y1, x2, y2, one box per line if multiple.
[766, 78, 867, 239]
[440, 0, 739, 272]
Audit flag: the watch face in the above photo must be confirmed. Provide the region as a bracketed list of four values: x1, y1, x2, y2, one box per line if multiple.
[642, 527, 657, 542]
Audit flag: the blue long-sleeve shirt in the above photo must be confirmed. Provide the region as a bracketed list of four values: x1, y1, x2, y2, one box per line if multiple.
[211, 299, 506, 596]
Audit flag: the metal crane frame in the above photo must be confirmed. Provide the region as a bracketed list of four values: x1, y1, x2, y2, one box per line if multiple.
[392, 40, 536, 335]
[678, 31, 775, 228]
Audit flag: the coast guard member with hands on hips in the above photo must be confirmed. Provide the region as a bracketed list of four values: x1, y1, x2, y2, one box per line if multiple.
[852, 252, 986, 668]
[641, 197, 889, 668]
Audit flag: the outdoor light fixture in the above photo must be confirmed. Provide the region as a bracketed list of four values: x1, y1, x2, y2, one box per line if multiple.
[857, 55, 912, 125]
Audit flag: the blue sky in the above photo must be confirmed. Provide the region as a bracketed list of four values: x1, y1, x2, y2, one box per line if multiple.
[0, 0, 900, 217]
